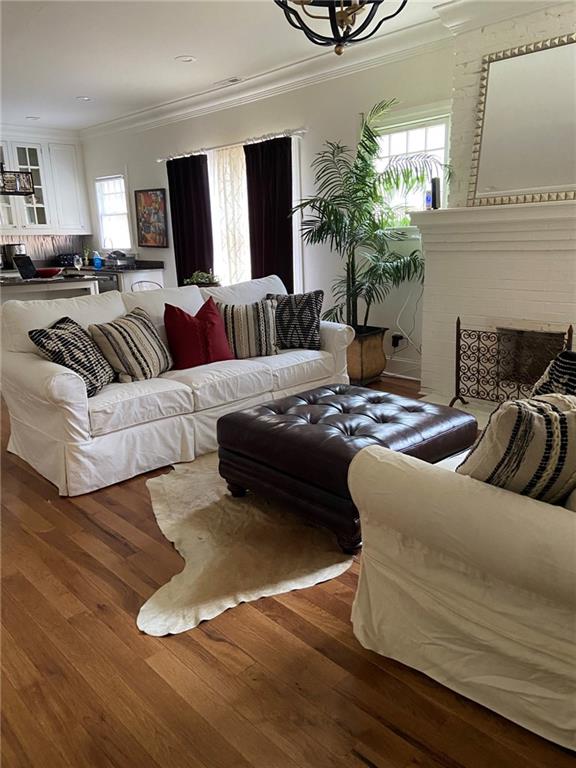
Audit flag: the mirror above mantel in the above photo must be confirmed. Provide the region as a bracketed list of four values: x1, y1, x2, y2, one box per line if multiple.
[468, 33, 576, 206]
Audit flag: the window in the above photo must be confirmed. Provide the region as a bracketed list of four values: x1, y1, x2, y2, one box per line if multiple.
[375, 117, 449, 224]
[207, 146, 251, 285]
[95, 175, 132, 249]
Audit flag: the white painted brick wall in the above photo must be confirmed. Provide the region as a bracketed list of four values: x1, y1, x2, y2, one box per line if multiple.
[448, 2, 576, 207]
[411, 204, 576, 398]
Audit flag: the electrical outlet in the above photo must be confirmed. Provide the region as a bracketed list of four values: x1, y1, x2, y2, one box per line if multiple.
[391, 333, 404, 348]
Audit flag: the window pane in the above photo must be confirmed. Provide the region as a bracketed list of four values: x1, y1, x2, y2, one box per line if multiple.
[34, 188, 44, 205]
[26, 207, 36, 224]
[389, 132, 406, 155]
[426, 123, 446, 150]
[0, 203, 13, 225]
[28, 147, 39, 166]
[408, 128, 426, 152]
[95, 176, 131, 249]
[101, 214, 131, 249]
[36, 208, 47, 224]
[17, 147, 27, 165]
[32, 168, 41, 186]
[378, 134, 389, 157]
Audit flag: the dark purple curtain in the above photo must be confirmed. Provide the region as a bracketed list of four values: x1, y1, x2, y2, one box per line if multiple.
[166, 155, 213, 286]
[244, 137, 293, 292]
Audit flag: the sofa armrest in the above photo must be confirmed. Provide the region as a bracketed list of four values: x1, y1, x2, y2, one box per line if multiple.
[320, 321, 354, 381]
[349, 446, 576, 608]
[2, 350, 90, 442]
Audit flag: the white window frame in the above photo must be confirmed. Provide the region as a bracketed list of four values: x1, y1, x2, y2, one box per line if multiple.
[369, 102, 451, 232]
[94, 173, 133, 251]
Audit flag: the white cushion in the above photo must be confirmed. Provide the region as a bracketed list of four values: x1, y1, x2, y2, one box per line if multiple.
[161, 359, 273, 411]
[89, 379, 194, 437]
[199, 275, 286, 305]
[436, 449, 471, 471]
[122, 285, 204, 342]
[257, 349, 334, 391]
[565, 490, 576, 513]
[2, 291, 125, 353]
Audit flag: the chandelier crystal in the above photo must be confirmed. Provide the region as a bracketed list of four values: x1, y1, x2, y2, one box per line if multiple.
[274, 0, 409, 55]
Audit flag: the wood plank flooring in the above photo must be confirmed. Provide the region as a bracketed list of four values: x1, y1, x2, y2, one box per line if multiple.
[1, 377, 572, 768]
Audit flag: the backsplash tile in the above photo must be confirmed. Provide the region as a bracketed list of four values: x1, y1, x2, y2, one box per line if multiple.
[0, 234, 87, 262]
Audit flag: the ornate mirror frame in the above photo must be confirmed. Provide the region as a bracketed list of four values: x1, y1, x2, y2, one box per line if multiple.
[468, 32, 576, 207]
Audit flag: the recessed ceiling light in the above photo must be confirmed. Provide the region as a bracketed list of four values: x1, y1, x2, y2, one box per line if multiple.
[174, 55, 197, 63]
[25, 115, 40, 121]
[76, 96, 94, 102]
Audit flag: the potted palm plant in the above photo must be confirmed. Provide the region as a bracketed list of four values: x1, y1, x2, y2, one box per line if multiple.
[295, 98, 448, 384]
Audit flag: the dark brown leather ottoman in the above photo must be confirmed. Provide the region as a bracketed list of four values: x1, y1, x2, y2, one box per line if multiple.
[217, 384, 477, 553]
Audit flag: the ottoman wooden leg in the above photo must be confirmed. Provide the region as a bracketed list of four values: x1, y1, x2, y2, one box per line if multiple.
[227, 482, 247, 498]
[337, 527, 362, 555]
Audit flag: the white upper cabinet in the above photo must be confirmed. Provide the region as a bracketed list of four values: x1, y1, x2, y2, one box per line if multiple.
[48, 143, 91, 233]
[0, 135, 91, 235]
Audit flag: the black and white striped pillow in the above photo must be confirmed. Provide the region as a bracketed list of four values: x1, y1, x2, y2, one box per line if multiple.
[531, 350, 576, 396]
[217, 299, 277, 359]
[457, 394, 576, 504]
[89, 307, 172, 383]
[29, 316, 115, 397]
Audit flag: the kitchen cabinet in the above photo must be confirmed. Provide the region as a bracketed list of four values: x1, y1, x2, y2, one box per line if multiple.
[48, 143, 91, 233]
[0, 135, 91, 236]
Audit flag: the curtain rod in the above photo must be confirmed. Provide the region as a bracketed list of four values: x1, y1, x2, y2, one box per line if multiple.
[156, 128, 307, 163]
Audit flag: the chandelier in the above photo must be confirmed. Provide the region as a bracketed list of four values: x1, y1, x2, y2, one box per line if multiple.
[274, 0, 409, 55]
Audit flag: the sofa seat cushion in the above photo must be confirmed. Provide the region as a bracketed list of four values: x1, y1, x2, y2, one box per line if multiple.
[257, 349, 334, 391]
[161, 359, 273, 411]
[89, 379, 194, 436]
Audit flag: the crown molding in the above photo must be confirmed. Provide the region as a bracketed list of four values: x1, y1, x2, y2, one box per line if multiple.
[433, 0, 563, 36]
[0, 123, 82, 143]
[80, 18, 453, 141]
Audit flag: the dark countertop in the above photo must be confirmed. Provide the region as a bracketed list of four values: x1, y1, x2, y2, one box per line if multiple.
[0, 275, 99, 286]
[78, 260, 165, 273]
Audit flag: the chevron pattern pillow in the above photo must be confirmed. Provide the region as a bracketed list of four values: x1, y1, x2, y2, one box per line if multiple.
[531, 350, 576, 396]
[267, 290, 324, 350]
[456, 394, 576, 504]
[29, 316, 115, 397]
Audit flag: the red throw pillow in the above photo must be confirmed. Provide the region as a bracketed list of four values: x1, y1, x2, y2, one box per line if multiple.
[164, 297, 234, 369]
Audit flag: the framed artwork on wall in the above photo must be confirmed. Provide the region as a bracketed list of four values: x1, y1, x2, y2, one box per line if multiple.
[134, 188, 169, 248]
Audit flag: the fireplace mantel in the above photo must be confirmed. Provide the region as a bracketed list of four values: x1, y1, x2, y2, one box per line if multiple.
[411, 201, 576, 399]
[411, 200, 576, 231]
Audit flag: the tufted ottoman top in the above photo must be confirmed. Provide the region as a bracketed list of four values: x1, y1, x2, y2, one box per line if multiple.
[217, 384, 478, 499]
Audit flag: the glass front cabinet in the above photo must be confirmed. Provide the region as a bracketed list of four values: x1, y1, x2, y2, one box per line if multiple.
[0, 138, 91, 235]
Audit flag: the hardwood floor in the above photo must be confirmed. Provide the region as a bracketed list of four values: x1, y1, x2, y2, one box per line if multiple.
[1, 378, 572, 768]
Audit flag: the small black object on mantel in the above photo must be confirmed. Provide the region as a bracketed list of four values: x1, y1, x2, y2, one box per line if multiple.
[431, 177, 441, 209]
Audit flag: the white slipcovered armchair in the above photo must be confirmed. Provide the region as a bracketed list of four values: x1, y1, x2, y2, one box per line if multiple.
[348, 446, 576, 750]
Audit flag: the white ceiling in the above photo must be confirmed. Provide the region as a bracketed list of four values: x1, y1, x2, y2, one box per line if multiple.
[1, 0, 443, 130]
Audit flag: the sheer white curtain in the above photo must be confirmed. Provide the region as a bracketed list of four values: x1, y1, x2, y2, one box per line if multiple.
[207, 145, 251, 286]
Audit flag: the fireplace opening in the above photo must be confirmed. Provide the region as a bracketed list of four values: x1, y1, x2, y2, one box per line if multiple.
[450, 318, 573, 406]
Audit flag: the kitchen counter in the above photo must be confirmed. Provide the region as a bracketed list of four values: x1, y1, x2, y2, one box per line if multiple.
[0, 275, 99, 302]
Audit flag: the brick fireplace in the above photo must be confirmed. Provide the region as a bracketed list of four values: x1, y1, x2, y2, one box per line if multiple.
[411, 201, 576, 400]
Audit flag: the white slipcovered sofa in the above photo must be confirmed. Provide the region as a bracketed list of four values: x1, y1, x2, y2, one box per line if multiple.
[1, 275, 354, 496]
[349, 446, 576, 750]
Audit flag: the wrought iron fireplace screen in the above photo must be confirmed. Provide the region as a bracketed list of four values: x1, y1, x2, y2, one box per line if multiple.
[450, 318, 573, 407]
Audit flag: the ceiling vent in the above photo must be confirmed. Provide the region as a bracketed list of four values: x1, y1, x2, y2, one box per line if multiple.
[213, 77, 244, 87]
